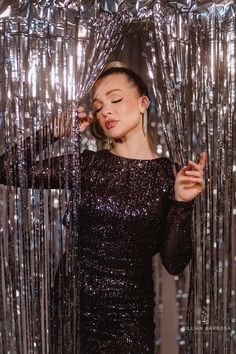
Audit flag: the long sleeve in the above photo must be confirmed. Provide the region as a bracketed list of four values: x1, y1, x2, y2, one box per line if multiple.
[160, 160, 196, 275]
[0, 129, 74, 189]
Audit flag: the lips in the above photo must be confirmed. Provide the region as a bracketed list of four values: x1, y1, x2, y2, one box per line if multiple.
[105, 120, 119, 129]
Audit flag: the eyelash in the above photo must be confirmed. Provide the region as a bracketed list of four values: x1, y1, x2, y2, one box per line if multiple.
[94, 98, 123, 114]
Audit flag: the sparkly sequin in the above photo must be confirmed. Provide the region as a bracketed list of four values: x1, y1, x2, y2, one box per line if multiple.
[63, 148, 195, 354]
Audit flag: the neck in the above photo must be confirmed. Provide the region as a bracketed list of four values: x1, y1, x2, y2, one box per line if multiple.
[111, 129, 157, 159]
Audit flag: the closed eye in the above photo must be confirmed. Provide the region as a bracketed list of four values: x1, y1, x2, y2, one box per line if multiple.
[94, 98, 123, 114]
[93, 107, 102, 114]
[112, 98, 123, 103]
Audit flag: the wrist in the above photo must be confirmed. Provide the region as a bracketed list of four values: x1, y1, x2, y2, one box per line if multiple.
[174, 195, 185, 202]
[174, 195, 195, 203]
[175, 194, 186, 202]
[172, 198, 196, 209]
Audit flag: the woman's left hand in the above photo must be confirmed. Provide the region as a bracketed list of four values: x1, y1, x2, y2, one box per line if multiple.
[174, 151, 207, 202]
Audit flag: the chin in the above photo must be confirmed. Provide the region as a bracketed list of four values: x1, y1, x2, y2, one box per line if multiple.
[105, 129, 123, 139]
[108, 133, 124, 141]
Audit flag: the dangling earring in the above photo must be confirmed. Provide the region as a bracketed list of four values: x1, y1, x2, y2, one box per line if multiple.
[142, 109, 148, 136]
[106, 137, 113, 150]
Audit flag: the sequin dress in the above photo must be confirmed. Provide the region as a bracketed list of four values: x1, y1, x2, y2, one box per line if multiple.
[0, 133, 195, 354]
[76, 148, 195, 354]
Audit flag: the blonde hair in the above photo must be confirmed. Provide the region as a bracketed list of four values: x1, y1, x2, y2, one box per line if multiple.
[91, 61, 128, 96]
[90, 61, 156, 153]
[103, 61, 129, 70]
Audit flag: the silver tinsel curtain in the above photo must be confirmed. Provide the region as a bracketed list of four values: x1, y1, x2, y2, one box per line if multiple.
[139, 1, 236, 353]
[0, 0, 235, 353]
[0, 1, 133, 353]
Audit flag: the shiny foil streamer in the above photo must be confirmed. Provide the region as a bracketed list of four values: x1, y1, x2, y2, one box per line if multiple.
[0, 2, 132, 353]
[140, 1, 236, 353]
[0, 1, 235, 353]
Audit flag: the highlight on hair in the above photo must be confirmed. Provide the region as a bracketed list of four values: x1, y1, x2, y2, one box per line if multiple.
[89, 61, 156, 153]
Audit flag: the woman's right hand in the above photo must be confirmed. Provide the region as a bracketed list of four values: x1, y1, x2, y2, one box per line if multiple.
[77, 106, 93, 134]
[50, 106, 93, 138]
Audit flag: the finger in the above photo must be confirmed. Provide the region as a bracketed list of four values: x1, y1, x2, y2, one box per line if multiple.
[181, 176, 204, 184]
[184, 170, 204, 177]
[88, 111, 93, 118]
[79, 119, 88, 127]
[77, 106, 86, 113]
[199, 151, 207, 168]
[79, 118, 89, 125]
[188, 160, 203, 173]
[79, 115, 93, 124]
[179, 165, 194, 175]
[77, 111, 87, 118]
[181, 165, 192, 171]
[79, 122, 90, 133]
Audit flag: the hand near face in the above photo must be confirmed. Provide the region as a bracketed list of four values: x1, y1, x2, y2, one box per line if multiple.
[77, 106, 93, 133]
[50, 106, 93, 138]
[174, 151, 207, 202]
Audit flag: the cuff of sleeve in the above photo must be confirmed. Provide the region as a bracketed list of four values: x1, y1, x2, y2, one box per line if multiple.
[171, 198, 196, 208]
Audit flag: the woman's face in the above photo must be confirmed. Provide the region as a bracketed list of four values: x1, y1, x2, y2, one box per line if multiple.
[92, 73, 149, 140]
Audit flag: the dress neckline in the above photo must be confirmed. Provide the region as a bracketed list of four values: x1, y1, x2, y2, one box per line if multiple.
[103, 149, 163, 162]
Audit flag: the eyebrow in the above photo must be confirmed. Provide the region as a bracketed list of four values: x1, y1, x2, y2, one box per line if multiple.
[93, 89, 122, 103]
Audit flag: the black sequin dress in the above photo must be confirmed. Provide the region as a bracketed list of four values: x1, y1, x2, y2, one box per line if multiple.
[75, 148, 195, 354]
[0, 135, 195, 354]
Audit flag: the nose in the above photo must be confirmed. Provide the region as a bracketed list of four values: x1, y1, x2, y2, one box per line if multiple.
[100, 104, 112, 118]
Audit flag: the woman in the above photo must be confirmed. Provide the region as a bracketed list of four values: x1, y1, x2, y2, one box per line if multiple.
[0, 62, 206, 353]
[58, 62, 206, 353]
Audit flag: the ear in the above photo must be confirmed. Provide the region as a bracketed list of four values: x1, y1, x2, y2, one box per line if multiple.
[139, 96, 150, 113]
